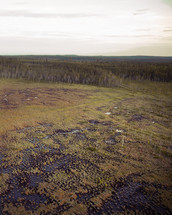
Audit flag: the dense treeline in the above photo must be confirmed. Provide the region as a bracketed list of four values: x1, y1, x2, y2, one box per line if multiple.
[0, 56, 172, 87]
[10, 55, 172, 63]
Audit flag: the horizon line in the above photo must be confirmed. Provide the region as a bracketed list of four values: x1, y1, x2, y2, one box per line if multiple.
[1, 54, 172, 58]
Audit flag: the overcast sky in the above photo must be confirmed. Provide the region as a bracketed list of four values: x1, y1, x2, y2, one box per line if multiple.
[0, 0, 172, 56]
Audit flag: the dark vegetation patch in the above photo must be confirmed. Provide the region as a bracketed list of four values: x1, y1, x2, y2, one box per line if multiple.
[1, 117, 171, 214]
[88, 176, 171, 215]
[128, 114, 146, 122]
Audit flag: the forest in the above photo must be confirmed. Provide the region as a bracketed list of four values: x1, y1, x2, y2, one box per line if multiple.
[0, 56, 172, 87]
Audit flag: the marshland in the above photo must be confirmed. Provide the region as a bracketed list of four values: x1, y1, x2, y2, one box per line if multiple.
[0, 56, 172, 214]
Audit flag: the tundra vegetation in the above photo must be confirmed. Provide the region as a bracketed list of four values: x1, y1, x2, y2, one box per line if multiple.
[0, 56, 172, 214]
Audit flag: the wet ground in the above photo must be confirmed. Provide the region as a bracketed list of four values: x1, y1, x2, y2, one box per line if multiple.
[0, 118, 171, 215]
[0, 81, 172, 214]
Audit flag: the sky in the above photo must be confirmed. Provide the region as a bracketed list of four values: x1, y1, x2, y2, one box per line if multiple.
[0, 0, 172, 56]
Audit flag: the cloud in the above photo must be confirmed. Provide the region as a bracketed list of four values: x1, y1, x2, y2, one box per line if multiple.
[105, 34, 151, 38]
[136, 28, 151, 32]
[0, 9, 102, 19]
[162, 36, 172, 41]
[13, 1, 27, 5]
[107, 43, 172, 57]
[163, 28, 172, 32]
[133, 8, 149, 16]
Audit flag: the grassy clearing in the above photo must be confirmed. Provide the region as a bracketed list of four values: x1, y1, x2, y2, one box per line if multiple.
[0, 78, 172, 214]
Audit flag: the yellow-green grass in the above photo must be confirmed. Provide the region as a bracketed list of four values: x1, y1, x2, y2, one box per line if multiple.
[0, 78, 131, 135]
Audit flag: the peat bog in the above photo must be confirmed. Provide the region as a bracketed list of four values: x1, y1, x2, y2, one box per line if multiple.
[0, 79, 172, 214]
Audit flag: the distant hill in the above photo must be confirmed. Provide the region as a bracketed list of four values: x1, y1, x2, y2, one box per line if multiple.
[2, 55, 172, 63]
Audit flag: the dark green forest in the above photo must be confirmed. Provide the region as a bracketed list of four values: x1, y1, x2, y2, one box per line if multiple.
[0, 56, 172, 87]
